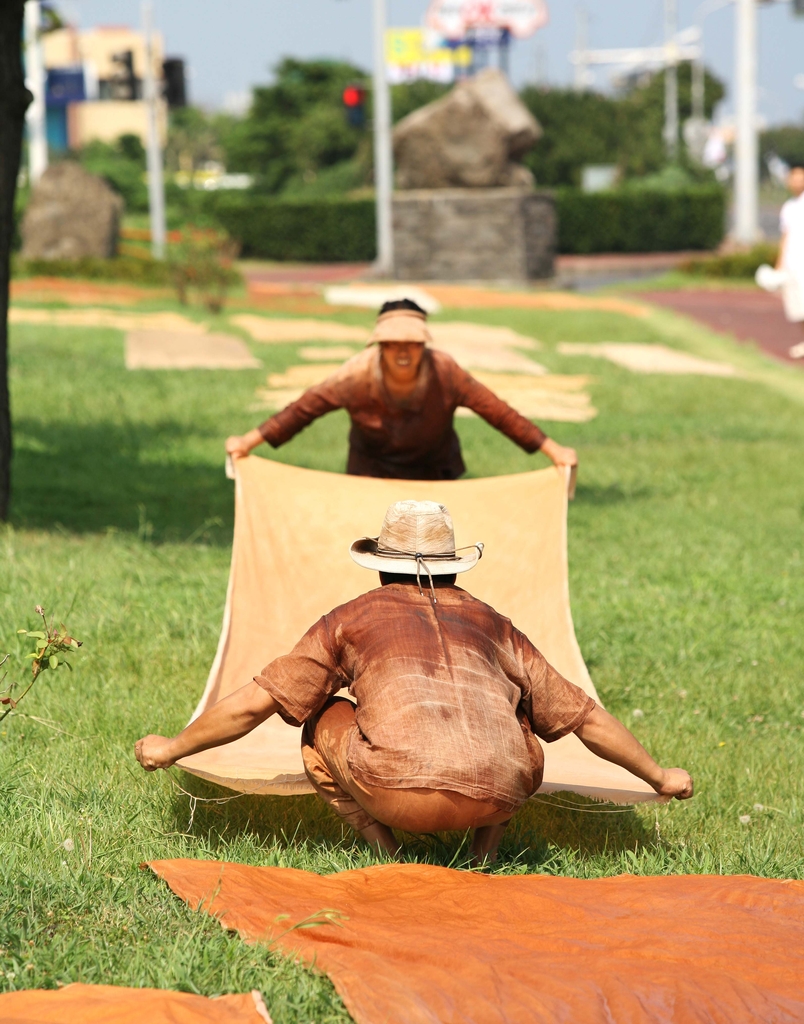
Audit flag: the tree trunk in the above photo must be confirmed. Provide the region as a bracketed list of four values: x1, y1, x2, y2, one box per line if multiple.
[0, 1, 31, 521]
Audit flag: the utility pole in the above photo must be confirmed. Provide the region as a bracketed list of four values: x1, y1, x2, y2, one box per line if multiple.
[692, 0, 734, 127]
[733, 0, 759, 244]
[142, 1, 166, 259]
[372, 0, 394, 277]
[24, 0, 48, 185]
[663, 0, 679, 161]
[573, 4, 589, 92]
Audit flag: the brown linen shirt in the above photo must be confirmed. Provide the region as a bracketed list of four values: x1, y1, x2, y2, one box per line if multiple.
[254, 582, 595, 812]
[258, 347, 546, 480]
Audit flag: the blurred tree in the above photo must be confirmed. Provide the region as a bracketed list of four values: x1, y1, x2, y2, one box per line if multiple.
[519, 87, 622, 186]
[616, 62, 725, 177]
[79, 133, 148, 211]
[760, 125, 804, 174]
[222, 58, 369, 193]
[521, 63, 725, 186]
[391, 80, 450, 123]
[165, 106, 229, 174]
[0, 0, 30, 520]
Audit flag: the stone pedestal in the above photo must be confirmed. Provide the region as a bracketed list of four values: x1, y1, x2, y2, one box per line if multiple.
[392, 187, 556, 282]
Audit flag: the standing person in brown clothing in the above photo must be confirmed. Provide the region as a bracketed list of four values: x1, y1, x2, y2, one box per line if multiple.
[135, 501, 693, 863]
[225, 299, 577, 479]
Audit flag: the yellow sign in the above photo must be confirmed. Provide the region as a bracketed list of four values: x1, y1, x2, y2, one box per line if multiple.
[385, 27, 472, 82]
[386, 28, 427, 67]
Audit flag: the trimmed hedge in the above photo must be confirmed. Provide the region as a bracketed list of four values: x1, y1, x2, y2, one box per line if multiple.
[679, 242, 779, 278]
[556, 185, 726, 254]
[205, 194, 377, 262]
[203, 186, 725, 261]
[13, 188, 727, 271]
[12, 255, 175, 285]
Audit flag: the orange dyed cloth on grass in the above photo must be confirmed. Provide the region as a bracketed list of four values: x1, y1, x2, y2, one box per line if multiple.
[0, 983, 271, 1023]
[149, 859, 804, 1024]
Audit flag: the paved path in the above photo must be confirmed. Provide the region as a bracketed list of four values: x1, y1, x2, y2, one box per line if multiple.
[556, 251, 704, 290]
[240, 262, 371, 285]
[639, 289, 803, 367]
[239, 254, 711, 294]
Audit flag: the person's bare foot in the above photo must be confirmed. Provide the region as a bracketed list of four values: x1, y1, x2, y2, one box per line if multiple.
[469, 821, 511, 866]
[359, 822, 402, 858]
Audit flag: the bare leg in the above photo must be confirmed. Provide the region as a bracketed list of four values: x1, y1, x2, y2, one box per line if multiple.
[470, 819, 511, 866]
[359, 822, 402, 858]
[790, 324, 804, 359]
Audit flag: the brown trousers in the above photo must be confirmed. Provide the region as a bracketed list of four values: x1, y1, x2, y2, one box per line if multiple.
[301, 697, 513, 834]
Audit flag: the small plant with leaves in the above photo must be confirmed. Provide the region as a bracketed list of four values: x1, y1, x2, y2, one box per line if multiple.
[0, 605, 82, 723]
[167, 225, 241, 312]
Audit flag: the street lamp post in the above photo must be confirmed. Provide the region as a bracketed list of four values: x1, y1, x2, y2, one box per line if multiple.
[692, 0, 734, 123]
[24, 0, 48, 186]
[142, 1, 166, 259]
[734, 0, 759, 244]
[372, 0, 394, 277]
[573, 4, 590, 92]
[664, 0, 679, 161]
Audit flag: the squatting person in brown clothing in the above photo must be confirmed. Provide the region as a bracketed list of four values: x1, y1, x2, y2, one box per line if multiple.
[225, 299, 578, 479]
[135, 501, 693, 863]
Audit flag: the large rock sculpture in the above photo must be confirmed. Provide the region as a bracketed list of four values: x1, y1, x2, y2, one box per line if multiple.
[21, 162, 123, 260]
[389, 68, 554, 281]
[393, 67, 541, 190]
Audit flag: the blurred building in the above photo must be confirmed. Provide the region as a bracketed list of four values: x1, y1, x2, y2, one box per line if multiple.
[41, 24, 185, 152]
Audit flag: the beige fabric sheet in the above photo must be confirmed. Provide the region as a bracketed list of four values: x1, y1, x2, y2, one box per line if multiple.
[126, 331, 261, 370]
[178, 457, 657, 804]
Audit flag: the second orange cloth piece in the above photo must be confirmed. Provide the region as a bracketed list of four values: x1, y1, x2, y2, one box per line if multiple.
[0, 983, 271, 1023]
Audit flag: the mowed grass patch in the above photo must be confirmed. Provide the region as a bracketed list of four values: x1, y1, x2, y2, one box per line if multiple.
[1, 306, 803, 1015]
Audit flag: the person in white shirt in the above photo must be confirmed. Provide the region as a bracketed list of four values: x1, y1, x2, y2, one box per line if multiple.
[776, 164, 804, 358]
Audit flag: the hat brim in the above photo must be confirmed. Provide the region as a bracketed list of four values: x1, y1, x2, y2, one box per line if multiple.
[367, 310, 432, 345]
[350, 537, 480, 575]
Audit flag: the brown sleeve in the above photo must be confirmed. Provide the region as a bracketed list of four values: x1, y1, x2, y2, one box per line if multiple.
[253, 614, 346, 727]
[450, 363, 546, 452]
[511, 627, 595, 742]
[258, 377, 345, 448]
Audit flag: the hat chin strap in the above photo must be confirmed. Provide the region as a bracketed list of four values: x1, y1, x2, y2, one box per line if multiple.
[414, 553, 438, 604]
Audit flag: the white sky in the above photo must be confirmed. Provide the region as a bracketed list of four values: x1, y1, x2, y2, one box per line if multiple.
[60, 0, 804, 125]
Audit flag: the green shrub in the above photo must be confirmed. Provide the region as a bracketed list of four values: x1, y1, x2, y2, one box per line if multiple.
[679, 243, 779, 278]
[12, 255, 175, 286]
[205, 193, 376, 261]
[79, 136, 149, 212]
[167, 226, 241, 311]
[556, 185, 726, 254]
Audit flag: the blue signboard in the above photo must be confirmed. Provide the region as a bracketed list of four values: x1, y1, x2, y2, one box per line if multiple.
[46, 67, 86, 108]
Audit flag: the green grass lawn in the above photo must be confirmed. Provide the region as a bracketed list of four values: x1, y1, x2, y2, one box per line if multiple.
[1, 297, 803, 1018]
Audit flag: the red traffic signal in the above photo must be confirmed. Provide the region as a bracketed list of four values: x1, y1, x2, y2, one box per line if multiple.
[342, 85, 365, 108]
[342, 84, 366, 127]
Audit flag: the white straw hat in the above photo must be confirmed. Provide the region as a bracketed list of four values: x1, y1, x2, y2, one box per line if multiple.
[350, 500, 483, 576]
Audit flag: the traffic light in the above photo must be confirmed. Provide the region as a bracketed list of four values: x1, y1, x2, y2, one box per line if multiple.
[342, 84, 366, 128]
[163, 58, 187, 108]
[111, 49, 137, 100]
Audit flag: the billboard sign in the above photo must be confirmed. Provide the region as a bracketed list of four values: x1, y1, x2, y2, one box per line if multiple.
[426, 0, 549, 40]
[385, 28, 472, 84]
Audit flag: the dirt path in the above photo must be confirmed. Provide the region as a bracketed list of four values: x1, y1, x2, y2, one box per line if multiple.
[640, 289, 803, 367]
